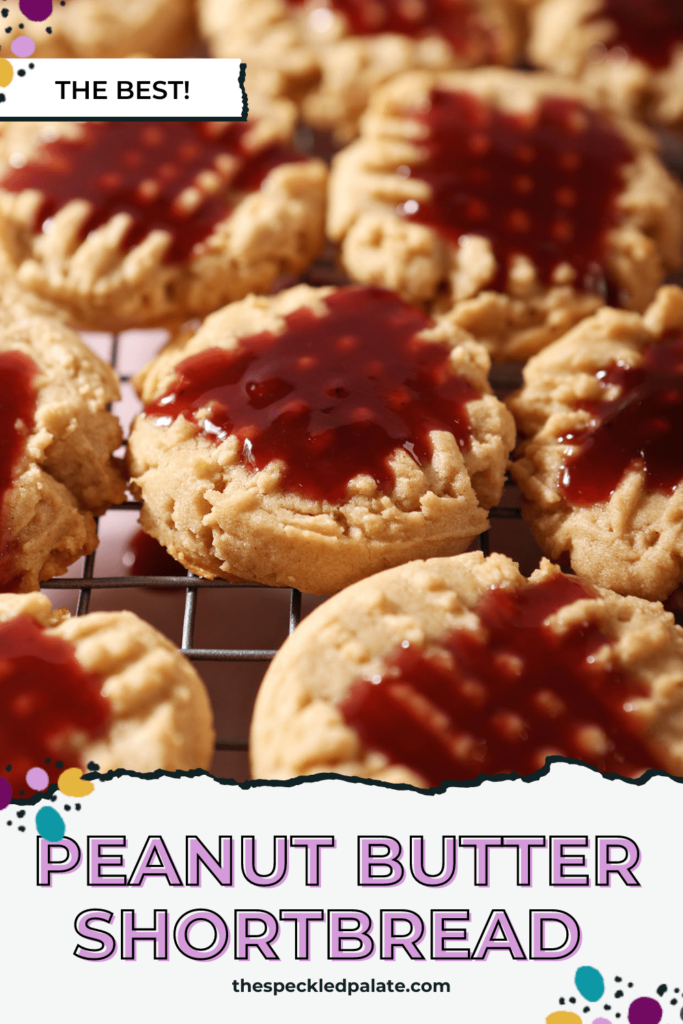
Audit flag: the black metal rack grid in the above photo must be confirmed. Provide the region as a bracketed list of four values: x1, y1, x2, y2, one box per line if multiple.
[38, 331, 526, 776]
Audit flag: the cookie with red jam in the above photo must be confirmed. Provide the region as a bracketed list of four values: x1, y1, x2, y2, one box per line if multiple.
[251, 551, 683, 785]
[0, 592, 214, 788]
[199, 0, 520, 141]
[127, 284, 515, 595]
[327, 68, 683, 361]
[529, 0, 683, 129]
[509, 286, 683, 602]
[0, 108, 327, 331]
[0, 309, 125, 593]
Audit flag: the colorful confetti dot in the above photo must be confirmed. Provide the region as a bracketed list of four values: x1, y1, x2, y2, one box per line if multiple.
[11, 35, 35, 56]
[0, 56, 12, 86]
[35, 805, 65, 842]
[576, 968, 606, 1003]
[628, 998, 662, 1024]
[0, 777, 11, 810]
[26, 766, 49, 791]
[58, 767, 94, 798]
[547, 1014, 582, 1024]
[19, 0, 52, 20]
[593, 1019, 612, 1024]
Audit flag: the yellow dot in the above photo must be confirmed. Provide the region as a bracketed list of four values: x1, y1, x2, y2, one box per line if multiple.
[0, 58, 14, 88]
[58, 767, 95, 798]
[546, 1013, 582, 1024]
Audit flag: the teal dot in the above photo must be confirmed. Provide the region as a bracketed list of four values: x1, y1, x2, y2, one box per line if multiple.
[575, 966, 605, 1002]
[36, 806, 65, 842]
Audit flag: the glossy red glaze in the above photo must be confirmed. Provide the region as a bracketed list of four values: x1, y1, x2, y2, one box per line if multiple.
[0, 122, 302, 263]
[596, 0, 683, 70]
[340, 573, 657, 785]
[402, 90, 632, 299]
[0, 615, 111, 788]
[0, 352, 38, 592]
[144, 286, 480, 503]
[560, 333, 683, 505]
[289, 0, 496, 57]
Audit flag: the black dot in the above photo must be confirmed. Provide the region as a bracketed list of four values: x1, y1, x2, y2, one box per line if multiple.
[676, 990, 680, 994]
[17, 68, 24, 75]
[16, 810, 25, 819]
[0, 94, 5, 102]
[672, 1000, 678, 1006]
[658, 985, 668, 997]
[50, 795, 57, 802]
[4, 27, 11, 33]
[615, 991, 624, 999]
[19, 790, 24, 796]
[5, 764, 11, 772]
[1, 9, 7, 16]
[559, 999, 565, 1006]
[615, 978, 622, 983]
[45, 758, 51, 765]
[569, 998, 576, 1004]
[75, 803, 81, 811]
[64, 805, 71, 812]
[628, 983, 633, 989]
[6, 820, 11, 825]
[583, 1008, 589, 1014]
[28, 62, 34, 68]
[18, 826, 25, 832]
[56, 761, 63, 769]
[87, 762, 99, 771]
[604, 1007, 611, 1012]
[18, 22, 22, 27]
[46, 26, 52, 32]
[616, 1015, 621, 1020]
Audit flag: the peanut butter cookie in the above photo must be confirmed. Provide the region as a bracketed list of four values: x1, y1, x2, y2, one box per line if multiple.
[0, 591, 214, 788]
[251, 552, 683, 784]
[0, 310, 125, 593]
[509, 286, 683, 602]
[127, 284, 515, 595]
[328, 68, 683, 361]
[0, 112, 327, 331]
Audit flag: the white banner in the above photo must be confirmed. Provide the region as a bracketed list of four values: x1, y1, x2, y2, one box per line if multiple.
[0, 59, 246, 119]
[0, 762, 679, 1024]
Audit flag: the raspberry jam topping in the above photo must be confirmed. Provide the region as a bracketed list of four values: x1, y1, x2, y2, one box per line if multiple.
[0, 122, 301, 263]
[0, 615, 111, 788]
[144, 286, 479, 503]
[594, 0, 683, 70]
[290, 0, 496, 58]
[0, 352, 39, 592]
[340, 573, 657, 785]
[560, 333, 683, 506]
[401, 90, 632, 298]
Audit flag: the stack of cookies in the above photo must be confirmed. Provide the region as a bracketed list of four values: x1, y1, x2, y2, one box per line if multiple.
[3, 0, 683, 789]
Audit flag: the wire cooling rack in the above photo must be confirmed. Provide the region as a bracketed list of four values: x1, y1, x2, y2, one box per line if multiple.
[37, 328, 528, 781]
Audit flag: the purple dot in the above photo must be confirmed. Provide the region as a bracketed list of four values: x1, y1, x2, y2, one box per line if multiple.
[19, 0, 52, 21]
[26, 767, 49, 791]
[11, 35, 36, 56]
[592, 1019, 612, 1024]
[628, 998, 663, 1024]
[0, 777, 12, 810]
